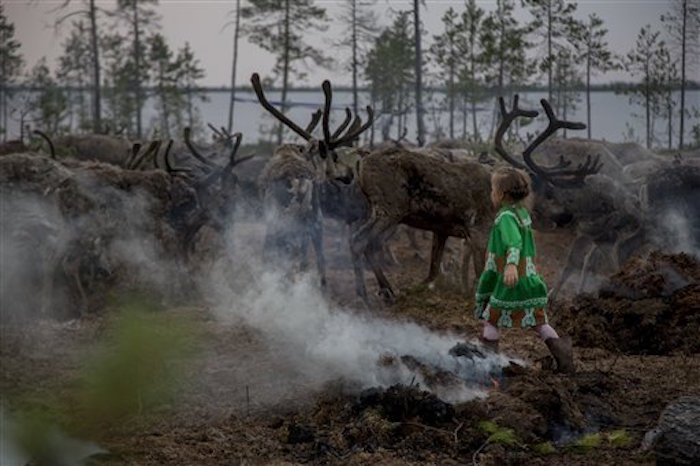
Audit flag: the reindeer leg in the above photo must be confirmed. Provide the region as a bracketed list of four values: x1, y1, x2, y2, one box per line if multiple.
[351, 215, 398, 305]
[578, 244, 600, 294]
[310, 218, 326, 288]
[461, 238, 473, 291]
[406, 228, 423, 261]
[423, 233, 447, 286]
[41, 252, 58, 316]
[468, 227, 488, 293]
[550, 235, 594, 302]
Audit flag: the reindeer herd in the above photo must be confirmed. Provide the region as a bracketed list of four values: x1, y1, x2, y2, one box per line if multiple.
[1, 73, 699, 318]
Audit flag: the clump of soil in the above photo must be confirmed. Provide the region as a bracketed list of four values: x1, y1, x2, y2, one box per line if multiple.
[555, 252, 700, 355]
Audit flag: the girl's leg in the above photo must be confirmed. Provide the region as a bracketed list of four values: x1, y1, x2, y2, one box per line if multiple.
[534, 323, 575, 374]
[481, 322, 499, 352]
[482, 322, 499, 341]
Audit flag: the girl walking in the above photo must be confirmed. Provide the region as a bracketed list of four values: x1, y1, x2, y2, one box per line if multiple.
[474, 167, 574, 373]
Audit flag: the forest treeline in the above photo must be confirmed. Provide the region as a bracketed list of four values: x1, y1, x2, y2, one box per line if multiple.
[1, 0, 698, 149]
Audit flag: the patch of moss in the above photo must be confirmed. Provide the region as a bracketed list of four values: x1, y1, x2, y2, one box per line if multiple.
[606, 429, 632, 447]
[567, 432, 602, 452]
[532, 441, 556, 455]
[478, 420, 520, 448]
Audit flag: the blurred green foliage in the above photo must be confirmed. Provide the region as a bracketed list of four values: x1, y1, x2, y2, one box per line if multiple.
[6, 296, 203, 464]
[75, 299, 202, 431]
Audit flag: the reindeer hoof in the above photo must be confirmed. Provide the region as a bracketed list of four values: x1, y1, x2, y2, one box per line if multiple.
[378, 288, 395, 305]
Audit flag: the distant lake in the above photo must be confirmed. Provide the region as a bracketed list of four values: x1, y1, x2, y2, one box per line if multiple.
[7, 89, 700, 147]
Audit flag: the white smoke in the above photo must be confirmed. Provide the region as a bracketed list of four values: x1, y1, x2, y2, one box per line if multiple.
[201, 222, 512, 404]
[658, 208, 699, 257]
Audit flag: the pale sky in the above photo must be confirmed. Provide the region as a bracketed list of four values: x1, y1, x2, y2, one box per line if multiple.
[6, 1, 673, 87]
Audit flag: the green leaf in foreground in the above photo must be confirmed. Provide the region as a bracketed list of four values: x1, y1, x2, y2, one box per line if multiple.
[74, 300, 203, 432]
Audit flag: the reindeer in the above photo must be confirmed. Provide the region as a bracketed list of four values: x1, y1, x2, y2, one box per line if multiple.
[250, 73, 373, 286]
[0, 130, 252, 318]
[349, 95, 602, 305]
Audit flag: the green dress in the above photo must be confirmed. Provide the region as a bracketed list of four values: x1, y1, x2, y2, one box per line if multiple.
[474, 205, 549, 328]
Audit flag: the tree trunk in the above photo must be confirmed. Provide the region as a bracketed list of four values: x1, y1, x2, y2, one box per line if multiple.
[413, 0, 425, 146]
[562, 82, 568, 139]
[448, 58, 454, 139]
[158, 65, 169, 138]
[1, 22, 6, 142]
[89, 0, 101, 133]
[227, 0, 241, 133]
[462, 95, 467, 139]
[369, 93, 376, 148]
[645, 58, 650, 149]
[133, 4, 143, 138]
[397, 86, 404, 140]
[679, 0, 687, 149]
[547, 1, 552, 102]
[470, 41, 478, 141]
[187, 85, 194, 129]
[277, 0, 291, 145]
[668, 97, 673, 149]
[351, 0, 358, 116]
[586, 50, 591, 139]
[1, 72, 6, 143]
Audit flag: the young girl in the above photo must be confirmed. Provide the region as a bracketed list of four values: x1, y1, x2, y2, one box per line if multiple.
[474, 167, 574, 374]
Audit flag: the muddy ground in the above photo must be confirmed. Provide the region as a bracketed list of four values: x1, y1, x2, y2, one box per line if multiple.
[1, 221, 699, 465]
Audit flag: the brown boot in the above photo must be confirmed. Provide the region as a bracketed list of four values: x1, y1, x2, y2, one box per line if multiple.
[480, 337, 499, 353]
[545, 336, 575, 374]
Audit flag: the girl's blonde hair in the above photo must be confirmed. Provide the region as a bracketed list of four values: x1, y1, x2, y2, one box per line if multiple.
[491, 167, 533, 208]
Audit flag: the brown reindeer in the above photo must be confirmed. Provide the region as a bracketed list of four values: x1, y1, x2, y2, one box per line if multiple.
[350, 95, 600, 305]
[251, 72, 373, 286]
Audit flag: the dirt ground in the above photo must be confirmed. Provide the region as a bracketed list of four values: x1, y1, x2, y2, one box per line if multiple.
[1, 221, 698, 465]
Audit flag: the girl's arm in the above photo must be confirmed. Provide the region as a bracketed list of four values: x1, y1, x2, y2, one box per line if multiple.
[498, 215, 523, 287]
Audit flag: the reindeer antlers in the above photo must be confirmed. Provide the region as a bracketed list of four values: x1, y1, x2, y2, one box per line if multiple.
[251, 73, 313, 141]
[494, 95, 601, 187]
[251, 72, 374, 154]
[321, 79, 374, 150]
[494, 95, 538, 170]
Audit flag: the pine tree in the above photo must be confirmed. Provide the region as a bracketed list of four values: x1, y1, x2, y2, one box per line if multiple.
[552, 47, 581, 137]
[653, 42, 679, 149]
[57, 20, 92, 131]
[365, 12, 414, 142]
[521, 0, 577, 101]
[241, 0, 329, 144]
[175, 42, 206, 133]
[111, 0, 160, 138]
[626, 26, 663, 149]
[225, 0, 242, 134]
[26, 58, 67, 134]
[101, 32, 137, 134]
[336, 0, 378, 117]
[479, 0, 528, 137]
[0, 4, 24, 141]
[661, 0, 700, 149]
[55, 0, 103, 133]
[569, 13, 617, 139]
[412, 0, 426, 146]
[459, 0, 485, 141]
[429, 7, 462, 140]
[149, 33, 179, 138]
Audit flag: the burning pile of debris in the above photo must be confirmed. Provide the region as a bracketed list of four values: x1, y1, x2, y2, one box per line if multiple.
[256, 364, 631, 464]
[554, 251, 700, 355]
